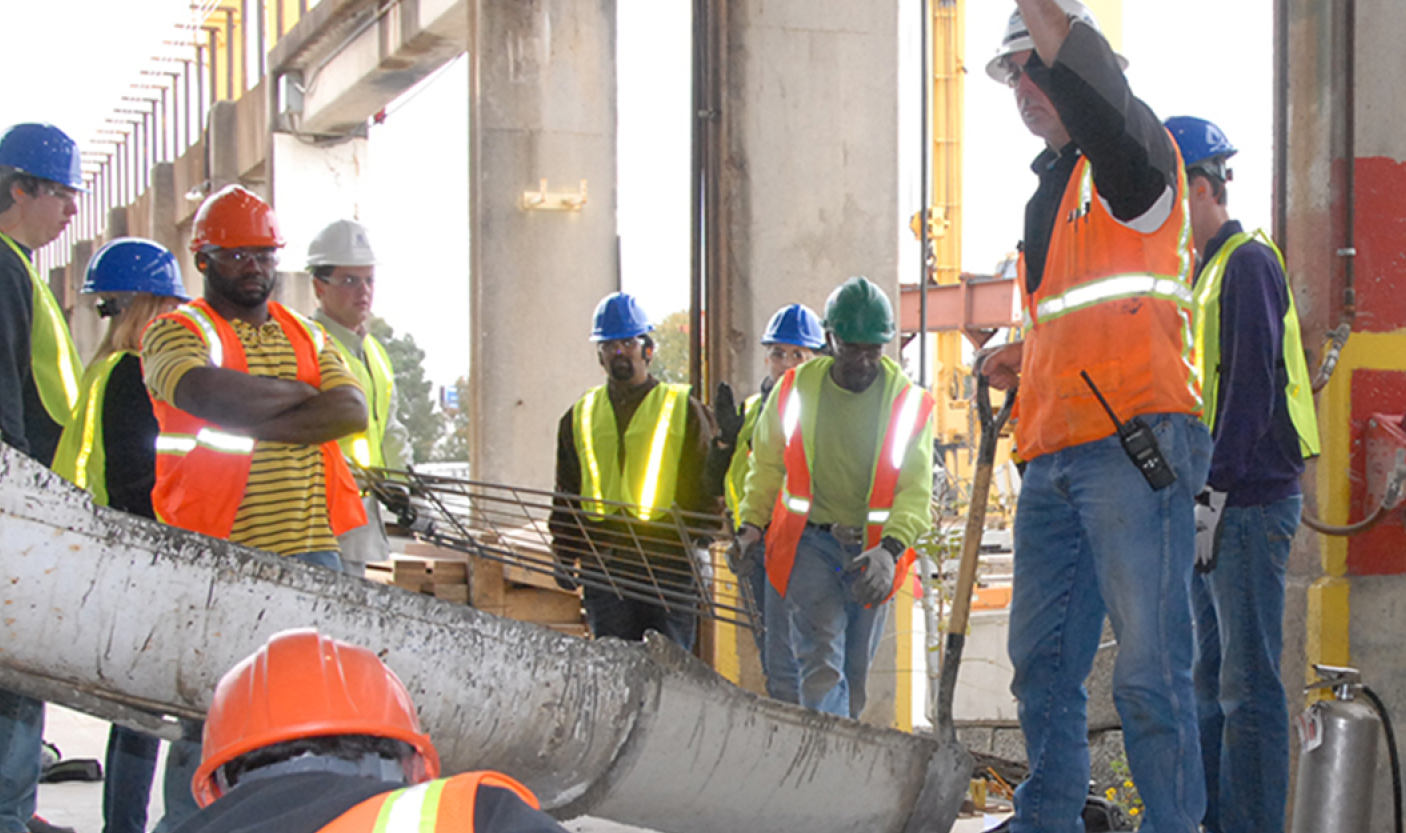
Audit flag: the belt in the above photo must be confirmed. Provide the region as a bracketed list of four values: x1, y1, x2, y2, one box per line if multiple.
[805, 521, 833, 532]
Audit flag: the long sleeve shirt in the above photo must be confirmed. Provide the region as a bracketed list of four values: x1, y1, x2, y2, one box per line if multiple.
[738, 359, 934, 549]
[1199, 220, 1305, 506]
[103, 352, 160, 519]
[1021, 22, 1180, 293]
[549, 376, 715, 570]
[0, 238, 63, 464]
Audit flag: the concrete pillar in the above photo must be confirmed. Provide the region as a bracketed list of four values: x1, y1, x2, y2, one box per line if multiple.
[712, 0, 903, 394]
[1283, 0, 1406, 827]
[209, 101, 242, 192]
[468, 0, 619, 490]
[709, 0, 906, 727]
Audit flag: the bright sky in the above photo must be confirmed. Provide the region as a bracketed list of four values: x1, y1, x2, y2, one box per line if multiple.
[2, 0, 1272, 391]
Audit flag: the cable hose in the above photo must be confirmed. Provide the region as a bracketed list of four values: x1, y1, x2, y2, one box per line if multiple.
[1362, 686, 1403, 833]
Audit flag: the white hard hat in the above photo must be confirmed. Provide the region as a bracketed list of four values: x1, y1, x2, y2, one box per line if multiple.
[985, 0, 1127, 83]
[307, 219, 376, 268]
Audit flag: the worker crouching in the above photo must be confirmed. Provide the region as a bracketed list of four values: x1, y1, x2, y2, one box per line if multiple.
[736, 277, 934, 719]
[175, 629, 569, 833]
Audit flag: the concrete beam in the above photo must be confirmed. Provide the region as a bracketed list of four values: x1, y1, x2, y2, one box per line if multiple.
[271, 0, 468, 137]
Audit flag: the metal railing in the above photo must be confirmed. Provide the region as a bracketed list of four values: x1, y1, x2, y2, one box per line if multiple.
[360, 467, 757, 630]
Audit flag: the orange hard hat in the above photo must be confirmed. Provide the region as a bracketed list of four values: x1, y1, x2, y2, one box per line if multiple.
[192, 628, 440, 807]
[189, 185, 285, 252]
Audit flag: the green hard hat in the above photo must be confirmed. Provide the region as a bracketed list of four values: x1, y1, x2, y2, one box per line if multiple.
[823, 276, 896, 344]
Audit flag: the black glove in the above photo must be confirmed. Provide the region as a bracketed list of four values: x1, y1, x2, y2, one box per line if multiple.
[714, 381, 745, 448]
[377, 484, 412, 518]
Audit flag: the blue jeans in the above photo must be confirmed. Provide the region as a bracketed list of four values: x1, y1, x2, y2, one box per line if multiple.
[1008, 413, 1211, 833]
[757, 573, 800, 704]
[103, 722, 201, 833]
[290, 550, 344, 572]
[784, 526, 887, 719]
[1192, 495, 1301, 833]
[0, 690, 41, 833]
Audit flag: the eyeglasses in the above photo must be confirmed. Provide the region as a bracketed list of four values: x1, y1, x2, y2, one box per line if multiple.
[767, 346, 813, 363]
[316, 274, 375, 289]
[206, 249, 280, 269]
[1002, 60, 1027, 88]
[598, 338, 644, 354]
[38, 182, 79, 204]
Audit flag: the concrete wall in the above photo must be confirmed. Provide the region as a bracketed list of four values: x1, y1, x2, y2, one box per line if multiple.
[468, 0, 620, 490]
[1283, 0, 1406, 828]
[714, 0, 904, 394]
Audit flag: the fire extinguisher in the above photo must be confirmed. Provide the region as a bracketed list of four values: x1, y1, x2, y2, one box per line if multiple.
[1291, 664, 1402, 833]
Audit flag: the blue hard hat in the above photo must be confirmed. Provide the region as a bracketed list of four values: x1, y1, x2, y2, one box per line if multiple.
[0, 123, 86, 191]
[590, 292, 653, 342]
[1165, 116, 1238, 173]
[82, 238, 191, 300]
[762, 303, 826, 349]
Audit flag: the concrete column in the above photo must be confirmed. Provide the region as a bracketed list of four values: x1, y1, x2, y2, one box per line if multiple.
[713, 0, 903, 394]
[1283, 0, 1406, 826]
[469, 0, 619, 490]
[208, 101, 242, 191]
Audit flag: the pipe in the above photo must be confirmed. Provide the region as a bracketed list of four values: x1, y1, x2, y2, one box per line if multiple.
[0, 447, 971, 833]
[918, 0, 930, 389]
[1300, 449, 1406, 536]
[1311, 0, 1357, 393]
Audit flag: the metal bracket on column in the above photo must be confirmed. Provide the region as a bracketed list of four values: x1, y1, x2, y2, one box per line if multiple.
[521, 178, 588, 212]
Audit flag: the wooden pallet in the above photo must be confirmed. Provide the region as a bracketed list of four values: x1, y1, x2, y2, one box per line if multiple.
[369, 540, 586, 637]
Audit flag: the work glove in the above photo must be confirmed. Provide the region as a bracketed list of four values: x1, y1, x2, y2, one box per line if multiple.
[727, 524, 764, 580]
[1194, 488, 1228, 574]
[552, 549, 581, 592]
[714, 382, 746, 449]
[845, 544, 897, 607]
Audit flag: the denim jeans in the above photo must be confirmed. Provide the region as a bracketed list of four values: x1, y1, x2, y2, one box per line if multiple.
[289, 549, 344, 572]
[756, 572, 800, 704]
[1008, 413, 1211, 833]
[0, 690, 41, 833]
[1192, 495, 1301, 833]
[102, 721, 201, 833]
[582, 586, 698, 651]
[784, 526, 888, 719]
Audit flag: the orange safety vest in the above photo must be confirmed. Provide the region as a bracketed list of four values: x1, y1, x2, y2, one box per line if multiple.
[1015, 151, 1201, 460]
[150, 298, 366, 541]
[320, 772, 540, 833]
[763, 358, 934, 599]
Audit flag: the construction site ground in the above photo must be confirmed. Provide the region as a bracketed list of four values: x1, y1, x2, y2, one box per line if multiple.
[37, 706, 1006, 832]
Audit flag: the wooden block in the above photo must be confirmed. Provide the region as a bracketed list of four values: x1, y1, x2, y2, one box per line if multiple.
[542, 622, 590, 639]
[392, 559, 430, 586]
[433, 584, 470, 604]
[470, 558, 506, 609]
[431, 561, 467, 583]
[498, 586, 583, 624]
[401, 541, 467, 561]
[502, 551, 561, 591]
[364, 562, 394, 585]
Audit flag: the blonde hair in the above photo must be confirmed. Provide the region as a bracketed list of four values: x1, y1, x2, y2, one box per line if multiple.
[94, 293, 178, 362]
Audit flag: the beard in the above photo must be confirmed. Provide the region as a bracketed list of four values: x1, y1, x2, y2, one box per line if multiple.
[608, 357, 637, 382]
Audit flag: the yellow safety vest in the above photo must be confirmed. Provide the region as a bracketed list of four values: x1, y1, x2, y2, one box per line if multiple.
[572, 382, 690, 521]
[723, 393, 762, 519]
[1192, 229, 1321, 458]
[0, 231, 82, 427]
[330, 333, 396, 468]
[51, 352, 129, 504]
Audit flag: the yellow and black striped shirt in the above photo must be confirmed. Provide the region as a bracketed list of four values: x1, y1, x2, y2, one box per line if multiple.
[142, 314, 360, 556]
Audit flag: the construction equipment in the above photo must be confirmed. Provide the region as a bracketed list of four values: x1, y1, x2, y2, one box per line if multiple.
[0, 444, 973, 833]
[933, 369, 1014, 734]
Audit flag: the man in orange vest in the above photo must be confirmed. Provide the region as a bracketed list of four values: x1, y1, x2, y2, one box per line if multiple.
[141, 184, 368, 572]
[736, 277, 934, 719]
[978, 3, 1212, 832]
[177, 629, 569, 833]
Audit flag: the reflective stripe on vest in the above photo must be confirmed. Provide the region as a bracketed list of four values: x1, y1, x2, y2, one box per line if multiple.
[762, 358, 932, 598]
[319, 772, 542, 833]
[573, 383, 688, 521]
[1192, 229, 1321, 458]
[330, 332, 395, 468]
[374, 781, 445, 833]
[723, 393, 762, 519]
[51, 352, 127, 504]
[0, 231, 82, 425]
